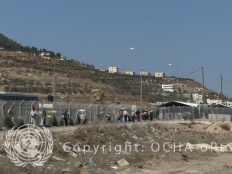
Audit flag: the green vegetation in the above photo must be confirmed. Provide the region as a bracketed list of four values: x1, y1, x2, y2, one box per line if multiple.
[52, 115, 58, 126]
[4, 116, 14, 129]
[0, 33, 61, 58]
[220, 123, 231, 131]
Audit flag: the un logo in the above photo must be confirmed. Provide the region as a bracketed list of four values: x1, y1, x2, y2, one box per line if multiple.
[4, 124, 53, 167]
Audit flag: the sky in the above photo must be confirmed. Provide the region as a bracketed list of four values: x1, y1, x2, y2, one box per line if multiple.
[1, 0, 232, 97]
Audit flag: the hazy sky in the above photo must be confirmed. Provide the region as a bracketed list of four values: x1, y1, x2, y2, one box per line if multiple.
[1, 0, 232, 97]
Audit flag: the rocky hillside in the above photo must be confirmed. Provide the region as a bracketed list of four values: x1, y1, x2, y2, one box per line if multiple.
[0, 49, 219, 106]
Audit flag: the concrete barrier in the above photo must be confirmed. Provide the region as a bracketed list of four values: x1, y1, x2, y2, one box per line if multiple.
[208, 114, 231, 121]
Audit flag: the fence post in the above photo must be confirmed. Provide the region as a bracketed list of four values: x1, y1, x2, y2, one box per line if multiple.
[89, 104, 94, 123]
[19, 100, 24, 118]
[52, 101, 57, 126]
[31, 100, 37, 108]
[69, 102, 73, 119]
[1, 101, 7, 128]
[192, 107, 195, 121]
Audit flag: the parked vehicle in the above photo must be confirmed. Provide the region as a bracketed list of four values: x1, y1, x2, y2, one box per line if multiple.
[75, 109, 87, 124]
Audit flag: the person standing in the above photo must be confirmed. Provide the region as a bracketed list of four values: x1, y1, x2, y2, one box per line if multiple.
[30, 107, 38, 125]
[131, 110, 135, 123]
[123, 109, 128, 123]
[136, 110, 140, 122]
[41, 109, 47, 126]
[156, 109, 160, 120]
[118, 109, 123, 122]
[149, 110, 154, 121]
[63, 109, 69, 126]
[144, 111, 147, 121]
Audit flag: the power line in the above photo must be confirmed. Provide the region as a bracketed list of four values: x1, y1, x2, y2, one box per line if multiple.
[222, 78, 232, 85]
[205, 77, 220, 83]
[179, 68, 202, 78]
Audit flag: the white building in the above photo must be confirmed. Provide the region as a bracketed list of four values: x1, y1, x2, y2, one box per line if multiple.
[39, 52, 51, 59]
[207, 99, 223, 105]
[192, 93, 203, 103]
[162, 84, 174, 92]
[125, 70, 135, 75]
[109, 66, 119, 73]
[98, 68, 106, 72]
[140, 71, 150, 76]
[155, 72, 165, 78]
[225, 101, 232, 106]
[60, 56, 66, 60]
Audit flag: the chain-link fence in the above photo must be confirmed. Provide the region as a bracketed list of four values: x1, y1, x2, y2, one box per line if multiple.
[158, 106, 232, 121]
[1, 100, 232, 129]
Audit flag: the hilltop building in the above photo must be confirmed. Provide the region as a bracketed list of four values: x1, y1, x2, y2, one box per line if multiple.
[192, 93, 203, 103]
[162, 84, 174, 92]
[98, 68, 107, 72]
[39, 51, 51, 59]
[155, 72, 165, 78]
[140, 71, 151, 76]
[207, 99, 223, 105]
[109, 66, 119, 73]
[124, 70, 135, 75]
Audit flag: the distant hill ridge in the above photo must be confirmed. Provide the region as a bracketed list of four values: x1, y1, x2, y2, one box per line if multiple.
[0, 33, 61, 58]
[0, 33, 222, 104]
[0, 33, 23, 50]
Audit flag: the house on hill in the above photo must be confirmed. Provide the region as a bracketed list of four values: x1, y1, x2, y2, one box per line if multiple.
[39, 52, 51, 59]
[109, 66, 119, 73]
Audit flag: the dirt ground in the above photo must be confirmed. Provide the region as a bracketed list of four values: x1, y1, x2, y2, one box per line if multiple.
[0, 120, 232, 174]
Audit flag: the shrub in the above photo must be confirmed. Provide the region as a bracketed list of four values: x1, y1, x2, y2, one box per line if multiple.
[4, 116, 14, 129]
[12, 116, 25, 128]
[59, 118, 64, 126]
[52, 115, 58, 126]
[220, 123, 231, 131]
[68, 117, 74, 125]
[16, 118, 25, 128]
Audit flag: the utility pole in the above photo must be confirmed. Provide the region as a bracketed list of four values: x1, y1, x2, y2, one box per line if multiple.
[53, 62, 56, 107]
[67, 72, 72, 104]
[221, 74, 223, 104]
[52, 60, 56, 125]
[130, 47, 143, 112]
[202, 67, 205, 104]
[168, 64, 179, 101]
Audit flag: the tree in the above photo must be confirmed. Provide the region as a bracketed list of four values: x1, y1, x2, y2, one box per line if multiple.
[55, 52, 61, 58]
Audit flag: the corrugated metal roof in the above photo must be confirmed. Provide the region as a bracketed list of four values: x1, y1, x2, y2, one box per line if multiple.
[157, 101, 199, 107]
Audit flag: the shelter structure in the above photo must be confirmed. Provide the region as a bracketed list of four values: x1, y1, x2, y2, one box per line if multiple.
[157, 101, 199, 107]
[157, 101, 200, 120]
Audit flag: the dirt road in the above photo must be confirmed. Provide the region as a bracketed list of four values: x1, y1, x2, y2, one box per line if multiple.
[1, 120, 232, 174]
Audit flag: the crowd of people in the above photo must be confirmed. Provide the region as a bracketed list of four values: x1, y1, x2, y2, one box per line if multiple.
[29, 107, 70, 126]
[28, 107, 162, 126]
[117, 108, 161, 123]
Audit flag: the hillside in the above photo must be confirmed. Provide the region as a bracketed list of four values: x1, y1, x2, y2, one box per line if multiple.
[0, 33, 221, 105]
[0, 49, 219, 106]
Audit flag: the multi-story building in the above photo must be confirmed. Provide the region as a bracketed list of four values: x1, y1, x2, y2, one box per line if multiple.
[108, 66, 119, 73]
[140, 71, 150, 76]
[207, 99, 223, 105]
[192, 93, 203, 103]
[225, 101, 232, 106]
[124, 70, 135, 75]
[162, 84, 174, 92]
[155, 72, 165, 78]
